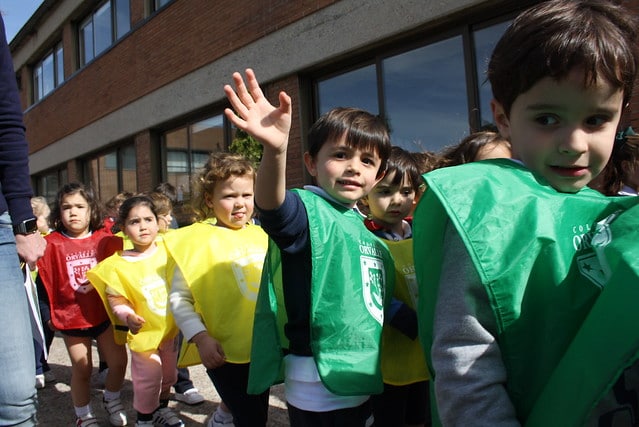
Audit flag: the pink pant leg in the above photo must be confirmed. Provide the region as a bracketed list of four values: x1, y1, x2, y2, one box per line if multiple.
[158, 337, 178, 400]
[131, 350, 163, 414]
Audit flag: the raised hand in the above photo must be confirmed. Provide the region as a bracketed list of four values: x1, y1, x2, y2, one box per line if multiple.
[223, 68, 292, 153]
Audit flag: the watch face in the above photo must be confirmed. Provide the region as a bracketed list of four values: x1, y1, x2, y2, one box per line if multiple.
[24, 218, 38, 233]
[15, 218, 38, 234]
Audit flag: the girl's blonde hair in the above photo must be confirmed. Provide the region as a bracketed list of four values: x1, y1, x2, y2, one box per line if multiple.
[191, 152, 256, 221]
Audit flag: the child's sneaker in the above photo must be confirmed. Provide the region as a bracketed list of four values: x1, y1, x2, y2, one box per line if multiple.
[35, 374, 45, 389]
[174, 387, 204, 405]
[134, 421, 154, 427]
[152, 407, 184, 427]
[103, 397, 128, 426]
[76, 414, 100, 427]
[207, 408, 234, 427]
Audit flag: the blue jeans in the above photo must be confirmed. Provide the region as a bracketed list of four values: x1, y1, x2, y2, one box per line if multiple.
[0, 212, 37, 426]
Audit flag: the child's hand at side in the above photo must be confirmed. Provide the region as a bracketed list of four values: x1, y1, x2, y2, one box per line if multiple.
[223, 68, 292, 154]
[191, 331, 226, 369]
[126, 313, 145, 334]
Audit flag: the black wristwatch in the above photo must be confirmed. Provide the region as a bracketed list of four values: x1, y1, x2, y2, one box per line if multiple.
[13, 217, 38, 235]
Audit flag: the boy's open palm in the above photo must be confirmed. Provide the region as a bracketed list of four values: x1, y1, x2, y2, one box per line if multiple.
[224, 68, 291, 153]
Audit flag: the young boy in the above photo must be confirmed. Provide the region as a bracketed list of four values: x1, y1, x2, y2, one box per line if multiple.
[361, 146, 432, 427]
[413, 1, 639, 426]
[223, 69, 395, 426]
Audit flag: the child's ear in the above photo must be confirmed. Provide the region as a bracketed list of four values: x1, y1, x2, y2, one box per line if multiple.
[204, 193, 215, 209]
[491, 98, 511, 139]
[303, 152, 317, 177]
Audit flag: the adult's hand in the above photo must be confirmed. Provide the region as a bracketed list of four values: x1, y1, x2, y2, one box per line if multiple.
[15, 232, 46, 269]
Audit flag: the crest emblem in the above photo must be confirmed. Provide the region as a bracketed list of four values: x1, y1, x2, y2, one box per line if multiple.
[141, 279, 168, 316]
[576, 252, 606, 289]
[361, 255, 385, 325]
[66, 259, 95, 294]
[232, 252, 265, 301]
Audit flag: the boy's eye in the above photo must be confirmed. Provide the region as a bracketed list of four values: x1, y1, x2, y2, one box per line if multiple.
[362, 157, 375, 166]
[334, 151, 347, 159]
[534, 115, 559, 126]
[584, 115, 609, 127]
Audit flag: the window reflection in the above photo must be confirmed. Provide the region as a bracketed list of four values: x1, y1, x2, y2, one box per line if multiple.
[93, 2, 112, 57]
[317, 65, 378, 115]
[384, 36, 467, 152]
[314, 19, 512, 153]
[121, 144, 137, 193]
[33, 43, 64, 103]
[83, 144, 135, 201]
[80, 16, 94, 64]
[36, 169, 66, 204]
[473, 20, 511, 130]
[79, 0, 130, 67]
[163, 114, 226, 202]
[115, 0, 131, 39]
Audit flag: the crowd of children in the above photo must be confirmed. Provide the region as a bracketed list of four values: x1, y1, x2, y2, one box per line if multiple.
[24, 1, 639, 427]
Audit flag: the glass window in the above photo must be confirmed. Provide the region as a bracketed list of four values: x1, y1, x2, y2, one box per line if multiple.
[163, 114, 228, 202]
[34, 168, 67, 204]
[120, 144, 137, 193]
[152, 0, 173, 12]
[79, 0, 131, 67]
[191, 116, 224, 170]
[115, 0, 131, 39]
[79, 18, 94, 64]
[83, 143, 136, 201]
[314, 18, 513, 154]
[165, 127, 190, 198]
[384, 36, 467, 152]
[33, 43, 64, 102]
[317, 65, 378, 115]
[93, 2, 112, 57]
[473, 20, 511, 130]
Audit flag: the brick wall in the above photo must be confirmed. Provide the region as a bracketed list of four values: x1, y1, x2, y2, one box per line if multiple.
[22, 0, 336, 153]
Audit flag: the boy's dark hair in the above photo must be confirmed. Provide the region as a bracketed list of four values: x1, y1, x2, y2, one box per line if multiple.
[488, 0, 639, 116]
[308, 107, 391, 177]
[154, 182, 177, 203]
[438, 131, 510, 167]
[384, 146, 424, 194]
[118, 195, 158, 226]
[192, 151, 256, 221]
[50, 182, 104, 232]
[104, 191, 134, 217]
[411, 150, 439, 175]
[147, 191, 173, 217]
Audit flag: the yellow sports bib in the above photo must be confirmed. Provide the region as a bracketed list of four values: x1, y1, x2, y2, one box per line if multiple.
[88, 242, 178, 352]
[381, 239, 430, 385]
[164, 222, 267, 365]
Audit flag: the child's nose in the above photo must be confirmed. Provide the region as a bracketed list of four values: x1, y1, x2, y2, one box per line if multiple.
[558, 128, 589, 155]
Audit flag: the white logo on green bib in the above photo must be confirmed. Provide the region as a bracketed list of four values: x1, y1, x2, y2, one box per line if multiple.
[361, 255, 385, 325]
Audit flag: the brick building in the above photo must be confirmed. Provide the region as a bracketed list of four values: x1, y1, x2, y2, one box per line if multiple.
[9, 0, 639, 212]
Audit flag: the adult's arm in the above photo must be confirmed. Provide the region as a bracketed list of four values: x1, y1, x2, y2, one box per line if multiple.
[0, 17, 46, 266]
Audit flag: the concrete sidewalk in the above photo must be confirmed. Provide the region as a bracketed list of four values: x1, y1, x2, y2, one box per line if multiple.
[36, 334, 289, 426]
